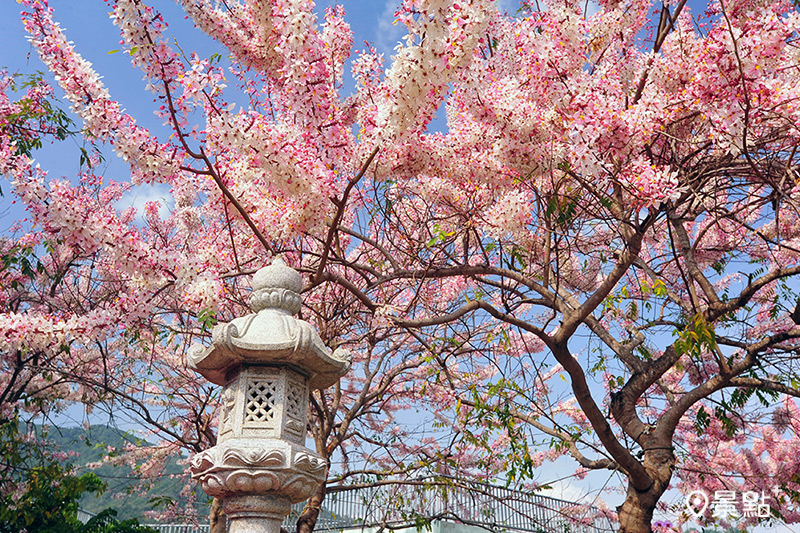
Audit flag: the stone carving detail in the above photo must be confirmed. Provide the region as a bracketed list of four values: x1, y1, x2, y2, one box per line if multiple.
[218, 387, 236, 438]
[294, 451, 326, 474]
[285, 420, 304, 435]
[244, 378, 277, 424]
[284, 381, 306, 436]
[191, 443, 325, 502]
[250, 287, 303, 314]
[286, 382, 304, 420]
[191, 446, 286, 473]
[221, 447, 286, 468]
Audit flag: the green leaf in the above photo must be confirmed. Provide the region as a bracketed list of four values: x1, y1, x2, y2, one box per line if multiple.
[695, 406, 711, 435]
[198, 308, 218, 332]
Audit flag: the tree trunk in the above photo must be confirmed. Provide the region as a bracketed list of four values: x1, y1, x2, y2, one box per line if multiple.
[209, 497, 226, 533]
[618, 484, 660, 533]
[617, 449, 675, 533]
[296, 479, 327, 533]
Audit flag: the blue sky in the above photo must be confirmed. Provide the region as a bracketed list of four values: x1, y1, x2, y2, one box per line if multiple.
[0, 0, 433, 226]
[0, 0, 518, 225]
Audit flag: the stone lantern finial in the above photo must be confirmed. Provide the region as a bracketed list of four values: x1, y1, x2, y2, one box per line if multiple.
[188, 258, 351, 533]
[249, 257, 302, 314]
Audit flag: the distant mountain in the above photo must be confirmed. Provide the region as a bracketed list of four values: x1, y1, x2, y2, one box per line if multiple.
[41, 424, 210, 522]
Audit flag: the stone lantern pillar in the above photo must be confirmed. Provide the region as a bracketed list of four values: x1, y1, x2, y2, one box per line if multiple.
[188, 258, 351, 533]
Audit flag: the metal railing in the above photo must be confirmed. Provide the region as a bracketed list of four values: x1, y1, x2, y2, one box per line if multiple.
[281, 477, 616, 533]
[143, 477, 616, 533]
[145, 526, 210, 533]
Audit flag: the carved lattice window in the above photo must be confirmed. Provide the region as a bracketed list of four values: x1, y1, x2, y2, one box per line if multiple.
[286, 382, 304, 421]
[244, 379, 277, 423]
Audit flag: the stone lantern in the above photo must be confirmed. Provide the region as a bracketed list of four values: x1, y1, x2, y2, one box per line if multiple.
[188, 258, 351, 533]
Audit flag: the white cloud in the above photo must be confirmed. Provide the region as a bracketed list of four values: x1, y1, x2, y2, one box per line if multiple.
[537, 478, 590, 503]
[375, 0, 406, 59]
[117, 183, 172, 220]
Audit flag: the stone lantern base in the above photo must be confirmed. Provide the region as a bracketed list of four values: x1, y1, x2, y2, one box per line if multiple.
[191, 439, 326, 533]
[222, 494, 292, 533]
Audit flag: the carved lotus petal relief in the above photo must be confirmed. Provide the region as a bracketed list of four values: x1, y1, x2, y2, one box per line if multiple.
[222, 447, 286, 467]
[199, 469, 322, 501]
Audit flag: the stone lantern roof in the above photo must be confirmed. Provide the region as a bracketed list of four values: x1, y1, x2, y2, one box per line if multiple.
[188, 258, 351, 390]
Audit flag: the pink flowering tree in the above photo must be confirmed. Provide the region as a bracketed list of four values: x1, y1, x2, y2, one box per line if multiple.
[4, 0, 800, 532]
[0, 67, 491, 528]
[0, 7, 498, 526]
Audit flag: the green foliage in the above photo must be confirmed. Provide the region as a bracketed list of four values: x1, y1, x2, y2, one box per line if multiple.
[44, 425, 211, 521]
[503, 245, 528, 271]
[0, 416, 156, 533]
[694, 406, 711, 436]
[607, 374, 626, 391]
[544, 191, 578, 228]
[426, 223, 455, 248]
[464, 379, 539, 483]
[197, 308, 218, 332]
[0, 244, 45, 289]
[675, 314, 717, 360]
[78, 146, 106, 169]
[1, 72, 74, 159]
[693, 385, 780, 438]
